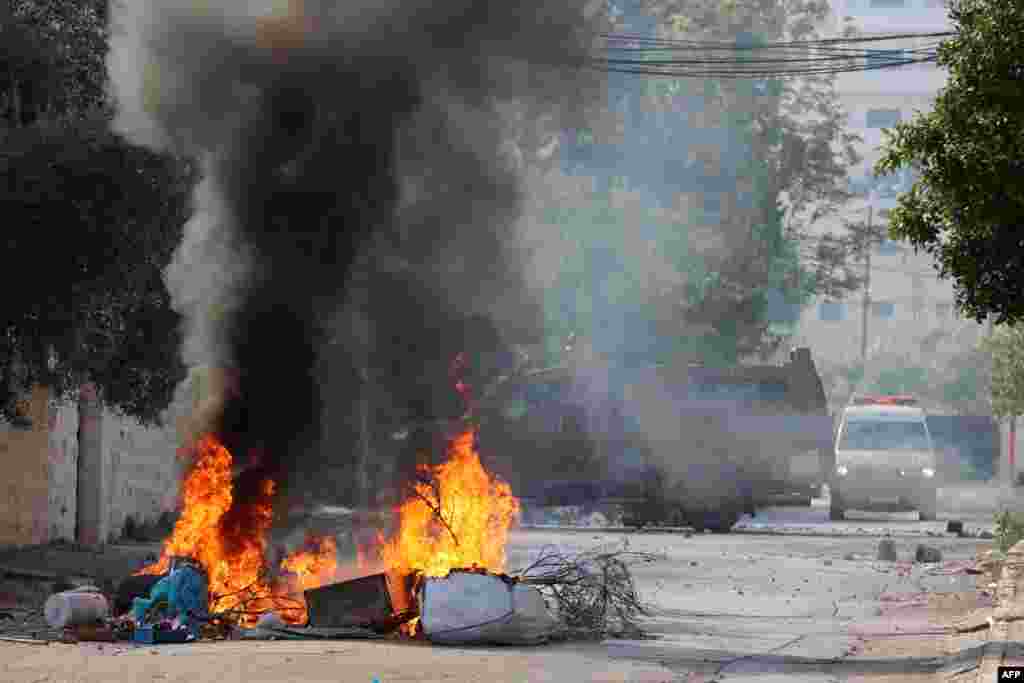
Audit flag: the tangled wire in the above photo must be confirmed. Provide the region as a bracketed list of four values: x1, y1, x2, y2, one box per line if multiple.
[515, 542, 663, 638]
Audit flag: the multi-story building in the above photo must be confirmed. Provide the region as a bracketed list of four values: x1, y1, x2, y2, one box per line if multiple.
[790, 0, 987, 412]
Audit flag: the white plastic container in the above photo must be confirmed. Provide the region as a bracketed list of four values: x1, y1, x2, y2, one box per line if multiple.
[43, 589, 110, 629]
[420, 572, 557, 645]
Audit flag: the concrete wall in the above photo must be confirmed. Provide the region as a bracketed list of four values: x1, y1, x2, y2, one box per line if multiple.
[77, 384, 105, 546]
[0, 387, 53, 546]
[101, 414, 181, 541]
[76, 383, 182, 544]
[45, 393, 79, 543]
[0, 383, 183, 548]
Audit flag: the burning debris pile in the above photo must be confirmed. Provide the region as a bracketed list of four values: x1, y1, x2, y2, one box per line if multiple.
[114, 423, 658, 645]
[134, 435, 338, 627]
[91, 0, 640, 648]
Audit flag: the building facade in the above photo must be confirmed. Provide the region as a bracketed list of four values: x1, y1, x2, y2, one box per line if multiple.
[790, 0, 988, 413]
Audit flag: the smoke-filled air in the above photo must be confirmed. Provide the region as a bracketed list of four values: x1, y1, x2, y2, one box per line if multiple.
[105, 0, 605, 539]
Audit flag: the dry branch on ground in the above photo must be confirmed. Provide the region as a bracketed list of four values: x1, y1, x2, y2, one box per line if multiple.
[515, 542, 663, 638]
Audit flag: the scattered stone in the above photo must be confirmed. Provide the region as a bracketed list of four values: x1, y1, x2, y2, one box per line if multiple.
[947, 520, 965, 535]
[842, 552, 857, 561]
[689, 561, 698, 567]
[823, 559, 833, 566]
[914, 545, 942, 564]
[979, 531, 995, 540]
[877, 540, 898, 562]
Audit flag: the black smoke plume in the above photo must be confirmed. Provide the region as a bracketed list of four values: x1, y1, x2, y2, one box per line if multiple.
[106, 0, 604, 529]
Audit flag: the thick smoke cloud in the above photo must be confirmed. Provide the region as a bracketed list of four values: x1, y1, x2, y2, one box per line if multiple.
[107, 0, 603, 522]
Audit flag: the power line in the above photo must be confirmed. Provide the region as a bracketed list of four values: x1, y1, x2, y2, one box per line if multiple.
[592, 30, 952, 78]
[600, 30, 955, 48]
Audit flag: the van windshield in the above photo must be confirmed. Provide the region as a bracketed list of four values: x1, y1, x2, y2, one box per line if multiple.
[839, 419, 930, 451]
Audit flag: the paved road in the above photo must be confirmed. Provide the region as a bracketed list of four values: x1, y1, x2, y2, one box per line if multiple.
[734, 489, 994, 537]
[0, 501, 1004, 682]
[508, 506, 993, 683]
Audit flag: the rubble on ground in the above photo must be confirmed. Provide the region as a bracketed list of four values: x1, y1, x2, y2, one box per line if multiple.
[914, 544, 942, 564]
[876, 539, 898, 562]
[0, 542, 659, 650]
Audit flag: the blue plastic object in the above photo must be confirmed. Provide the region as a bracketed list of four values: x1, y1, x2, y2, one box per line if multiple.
[131, 564, 209, 639]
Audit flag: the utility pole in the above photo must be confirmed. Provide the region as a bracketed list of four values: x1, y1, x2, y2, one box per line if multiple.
[859, 204, 874, 363]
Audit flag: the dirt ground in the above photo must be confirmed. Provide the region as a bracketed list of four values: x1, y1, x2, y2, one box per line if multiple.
[0, 638, 678, 683]
[850, 590, 992, 683]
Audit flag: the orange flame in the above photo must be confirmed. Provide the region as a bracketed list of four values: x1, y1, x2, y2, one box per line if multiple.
[137, 435, 338, 625]
[379, 429, 519, 579]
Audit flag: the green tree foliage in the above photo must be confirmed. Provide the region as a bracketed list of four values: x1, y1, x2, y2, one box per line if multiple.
[0, 0, 191, 424]
[982, 325, 1024, 418]
[654, 0, 863, 360]
[875, 0, 1024, 325]
[539, 0, 862, 367]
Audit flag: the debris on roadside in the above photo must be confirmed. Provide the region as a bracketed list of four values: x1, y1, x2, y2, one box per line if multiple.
[304, 572, 412, 632]
[914, 545, 942, 564]
[44, 586, 109, 629]
[953, 605, 995, 634]
[977, 550, 1006, 590]
[419, 571, 557, 645]
[876, 539, 898, 562]
[128, 557, 207, 643]
[61, 622, 116, 643]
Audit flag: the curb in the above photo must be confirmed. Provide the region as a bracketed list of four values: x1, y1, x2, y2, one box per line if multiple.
[0, 565, 94, 584]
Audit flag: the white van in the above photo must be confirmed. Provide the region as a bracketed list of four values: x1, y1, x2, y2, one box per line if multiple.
[830, 395, 938, 521]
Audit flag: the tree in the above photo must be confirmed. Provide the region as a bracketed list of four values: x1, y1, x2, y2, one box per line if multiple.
[0, 0, 191, 425]
[537, 0, 862, 365]
[982, 326, 1024, 418]
[649, 0, 863, 361]
[875, 0, 1024, 325]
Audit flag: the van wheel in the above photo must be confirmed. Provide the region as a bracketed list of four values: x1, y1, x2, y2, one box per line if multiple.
[829, 488, 845, 521]
[918, 490, 938, 521]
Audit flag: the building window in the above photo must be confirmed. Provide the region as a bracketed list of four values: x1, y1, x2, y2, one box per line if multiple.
[866, 108, 902, 129]
[872, 301, 896, 318]
[819, 302, 847, 322]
